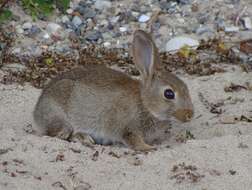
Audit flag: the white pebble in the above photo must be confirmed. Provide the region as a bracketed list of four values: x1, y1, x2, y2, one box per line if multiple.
[66, 8, 73, 14]
[16, 25, 24, 34]
[22, 22, 32, 30]
[138, 14, 150, 23]
[119, 27, 127, 32]
[103, 41, 111, 47]
[61, 15, 70, 23]
[165, 36, 199, 53]
[43, 32, 50, 39]
[94, 0, 112, 10]
[46, 23, 62, 35]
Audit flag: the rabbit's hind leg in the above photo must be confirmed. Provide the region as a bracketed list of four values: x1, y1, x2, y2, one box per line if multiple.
[46, 117, 73, 140]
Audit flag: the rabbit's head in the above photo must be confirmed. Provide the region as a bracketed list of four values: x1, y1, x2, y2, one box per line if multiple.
[132, 30, 193, 122]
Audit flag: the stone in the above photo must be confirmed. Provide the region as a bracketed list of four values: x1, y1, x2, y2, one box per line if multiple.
[46, 23, 62, 35]
[22, 22, 32, 30]
[165, 36, 199, 53]
[27, 25, 41, 37]
[16, 25, 24, 34]
[103, 41, 111, 47]
[138, 14, 150, 23]
[62, 15, 70, 23]
[72, 16, 82, 27]
[119, 27, 127, 32]
[94, 0, 112, 10]
[224, 26, 239, 33]
[242, 17, 252, 30]
[66, 8, 73, 14]
[85, 31, 102, 41]
[220, 116, 237, 124]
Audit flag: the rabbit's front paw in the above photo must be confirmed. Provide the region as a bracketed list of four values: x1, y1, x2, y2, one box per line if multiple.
[123, 131, 156, 152]
[70, 132, 95, 147]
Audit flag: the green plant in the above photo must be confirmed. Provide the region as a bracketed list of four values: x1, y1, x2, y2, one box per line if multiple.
[0, 0, 12, 23]
[21, 0, 70, 20]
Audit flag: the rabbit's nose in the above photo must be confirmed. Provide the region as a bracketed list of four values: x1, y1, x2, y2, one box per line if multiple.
[173, 109, 194, 122]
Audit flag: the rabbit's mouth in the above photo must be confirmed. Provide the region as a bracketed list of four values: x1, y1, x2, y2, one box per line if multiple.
[173, 109, 194, 122]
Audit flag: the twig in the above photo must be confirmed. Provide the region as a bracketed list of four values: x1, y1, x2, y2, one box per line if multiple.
[147, 10, 161, 34]
[235, 6, 247, 26]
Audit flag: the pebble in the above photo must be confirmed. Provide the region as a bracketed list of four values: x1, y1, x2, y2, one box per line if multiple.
[119, 26, 127, 32]
[165, 36, 199, 53]
[220, 116, 237, 124]
[46, 23, 62, 35]
[82, 8, 96, 19]
[224, 26, 239, 33]
[103, 41, 111, 47]
[66, 8, 73, 14]
[242, 17, 252, 30]
[72, 16, 82, 27]
[85, 31, 101, 41]
[27, 25, 41, 37]
[138, 14, 150, 23]
[16, 25, 24, 34]
[94, 0, 112, 10]
[43, 32, 50, 39]
[22, 22, 32, 30]
[62, 15, 70, 23]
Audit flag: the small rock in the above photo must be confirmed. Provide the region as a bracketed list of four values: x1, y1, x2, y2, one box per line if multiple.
[43, 32, 50, 39]
[138, 14, 150, 23]
[103, 41, 111, 47]
[66, 8, 73, 14]
[127, 156, 143, 166]
[119, 26, 127, 32]
[242, 17, 252, 30]
[85, 31, 102, 41]
[72, 16, 82, 27]
[224, 26, 239, 33]
[46, 23, 62, 35]
[165, 36, 199, 53]
[83, 8, 96, 19]
[61, 15, 70, 23]
[28, 26, 41, 37]
[22, 22, 32, 30]
[220, 116, 237, 124]
[196, 26, 213, 35]
[94, 0, 112, 10]
[16, 26, 24, 34]
[177, 0, 191, 4]
[215, 18, 225, 30]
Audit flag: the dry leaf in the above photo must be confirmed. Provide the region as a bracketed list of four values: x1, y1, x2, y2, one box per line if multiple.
[240, 39, 252, 54]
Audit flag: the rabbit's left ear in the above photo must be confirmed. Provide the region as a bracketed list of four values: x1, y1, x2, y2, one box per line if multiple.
[132, 30, 158, 84]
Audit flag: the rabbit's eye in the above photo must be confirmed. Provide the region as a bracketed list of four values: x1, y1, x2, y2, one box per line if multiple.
[164, 89, 175, 99]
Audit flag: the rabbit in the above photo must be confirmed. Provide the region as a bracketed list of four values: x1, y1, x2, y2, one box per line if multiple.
[33, 30, 194, 151]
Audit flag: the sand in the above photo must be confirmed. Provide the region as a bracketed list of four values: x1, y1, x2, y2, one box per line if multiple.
[0, 64, 252, 190]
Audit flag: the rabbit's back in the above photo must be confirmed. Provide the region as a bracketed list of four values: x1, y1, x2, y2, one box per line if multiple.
[34, 64, 144, 143]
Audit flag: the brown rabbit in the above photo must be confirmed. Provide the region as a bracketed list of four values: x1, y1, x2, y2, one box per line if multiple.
[33, 30, 193, 151]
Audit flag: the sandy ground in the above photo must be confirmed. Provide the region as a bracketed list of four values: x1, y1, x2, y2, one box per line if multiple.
[0, 65, 252, 190]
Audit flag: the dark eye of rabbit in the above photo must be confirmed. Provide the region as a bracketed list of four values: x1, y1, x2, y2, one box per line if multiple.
[164, 89, 175, 99]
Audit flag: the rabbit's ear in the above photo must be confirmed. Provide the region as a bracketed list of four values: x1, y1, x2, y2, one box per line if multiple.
[132, 30, 158, 84]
